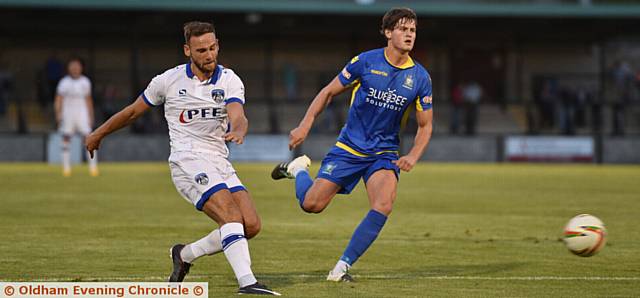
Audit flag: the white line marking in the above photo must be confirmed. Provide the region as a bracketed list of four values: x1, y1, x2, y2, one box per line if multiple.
[3, 275, 639, 282]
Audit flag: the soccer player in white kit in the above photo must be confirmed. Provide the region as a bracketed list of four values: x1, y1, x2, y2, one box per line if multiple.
[54, 58, 98, 177]
[85, 21, 280, 296]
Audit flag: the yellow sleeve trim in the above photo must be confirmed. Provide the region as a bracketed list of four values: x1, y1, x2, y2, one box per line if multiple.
[415, 96, 424, 111]
[349, 81, 361, 106]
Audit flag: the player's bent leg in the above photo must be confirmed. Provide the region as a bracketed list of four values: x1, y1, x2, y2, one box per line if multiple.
[300, 178, 341, 213]
[178, 189, 260, 269]
[271, 155, 311, 180]
[201, 189, 243, 224]
[169, 189, 242, 283]
[200, 189, 278, 294]
[230, 190, 261, 239]
[272, 155, 339, 213]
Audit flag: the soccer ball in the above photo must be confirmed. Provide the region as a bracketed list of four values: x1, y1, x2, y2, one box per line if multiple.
[563, 214, 607, 257]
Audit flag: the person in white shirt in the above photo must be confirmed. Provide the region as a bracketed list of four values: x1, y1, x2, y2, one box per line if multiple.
[85, 21, 280, 296]
[54, 58, 98, 177]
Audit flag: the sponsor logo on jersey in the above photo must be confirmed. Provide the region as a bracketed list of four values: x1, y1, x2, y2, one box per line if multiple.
[178, 89, 187, 96]
[402, 75, 414, 90]
[365, 87, 408, 111]
[211, 89, 225, 104]
[194, 173, 209, 185]
[423, 95, 433, 104]
[371, 69, 388, 77]
[179, 107, 224, 123]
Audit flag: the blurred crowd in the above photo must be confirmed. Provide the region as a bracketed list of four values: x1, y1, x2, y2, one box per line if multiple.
[1, 55, 639, 136]
[527, 60, 639, 136]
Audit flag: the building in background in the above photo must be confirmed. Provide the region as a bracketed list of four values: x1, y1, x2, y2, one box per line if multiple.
[0, 0, 639, 162]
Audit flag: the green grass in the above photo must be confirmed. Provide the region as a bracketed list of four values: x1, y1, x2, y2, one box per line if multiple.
[1, 162, 639, 297]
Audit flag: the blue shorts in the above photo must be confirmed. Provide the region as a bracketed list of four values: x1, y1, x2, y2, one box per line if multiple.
[316, 146, 400, 195]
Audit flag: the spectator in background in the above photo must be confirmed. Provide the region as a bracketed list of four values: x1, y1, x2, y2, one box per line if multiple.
[55, 58, 98, 177]
[463, 80, 482, 135]
[0, 65, 11, 116]
[100, 82, 123, 120]
[610, 60, 633, 136]
[283, 63, 298, 101]
[450, 82, 463, 134]
[574, 86, 592, 130]
[44, 54, 64, 108]
[538, 78, 558, 130]
[558, 86, 576, 135]
[315, 72, 343, 134]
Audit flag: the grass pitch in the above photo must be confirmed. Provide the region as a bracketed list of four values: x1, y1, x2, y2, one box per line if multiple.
[1, 162, 639, 297]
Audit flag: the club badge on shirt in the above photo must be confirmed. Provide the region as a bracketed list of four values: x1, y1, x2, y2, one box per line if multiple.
[211, 89, 225, 104]
[194, 172, 209, 185]
[403, 75, 414, 90]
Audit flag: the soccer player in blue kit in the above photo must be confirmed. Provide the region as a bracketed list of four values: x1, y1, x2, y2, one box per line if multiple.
[272, 7, 433, 281]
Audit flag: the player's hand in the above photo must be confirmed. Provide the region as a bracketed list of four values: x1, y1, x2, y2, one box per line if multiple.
[224, 132, 244, 144]
[85, 132, 102, 158]
[393, 155, 418, 172]
[289, 126, 308, 150]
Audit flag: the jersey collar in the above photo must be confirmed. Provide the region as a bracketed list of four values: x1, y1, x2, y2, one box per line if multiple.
[383, 49, 415, 69]
[209, 65, 222, 85]
[185, 62, 222, 85]
[185, 62, 194, 78]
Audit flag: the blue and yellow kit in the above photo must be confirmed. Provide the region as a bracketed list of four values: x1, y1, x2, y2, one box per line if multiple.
[317, 48, 433, 194]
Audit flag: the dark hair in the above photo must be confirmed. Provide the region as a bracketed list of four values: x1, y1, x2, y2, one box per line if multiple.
[67, 57, 84, 67]
[183, 21, 216, 44]
[380, 7, 417, 36]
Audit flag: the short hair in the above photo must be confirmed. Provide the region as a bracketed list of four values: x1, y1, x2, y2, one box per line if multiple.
[67, 57, 84, 67]
[380, 7, 417, 36]
[183, 21, 216, 44]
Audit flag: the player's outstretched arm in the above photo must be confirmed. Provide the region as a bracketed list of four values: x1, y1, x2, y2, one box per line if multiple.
[85, 96, 150, 156]
[85, 95, 95, 127]
[394, 109, 433, 172]
[289, 76, 349, 150]
[224, 102, 248, 144]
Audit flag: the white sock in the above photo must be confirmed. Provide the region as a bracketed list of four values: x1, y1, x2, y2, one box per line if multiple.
[220, 222, 257, 287]
[62, 144, 71, 172]
[332, 260, 351, 274]
[292, 167, 307, 177]
[180, 229, 222, 263]
[87, 150, 98, 170]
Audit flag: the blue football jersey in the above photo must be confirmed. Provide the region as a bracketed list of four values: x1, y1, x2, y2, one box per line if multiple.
[336, 48, 433, 156]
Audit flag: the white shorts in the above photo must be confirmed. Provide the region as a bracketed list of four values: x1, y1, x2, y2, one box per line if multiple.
[168, 152, 246, 211]
[59, 109, 91, 135]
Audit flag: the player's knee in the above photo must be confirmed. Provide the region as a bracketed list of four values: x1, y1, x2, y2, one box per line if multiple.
[244, 218, 261, 239]
[301, 199, 326, 214]
[222, 208, 243, 223]
[202, 196, 243, 224]
[372, 201, 394, 216]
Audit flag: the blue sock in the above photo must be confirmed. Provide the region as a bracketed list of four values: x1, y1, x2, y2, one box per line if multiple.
[340, 209, 388, 266]
[295, 170, 313, 207]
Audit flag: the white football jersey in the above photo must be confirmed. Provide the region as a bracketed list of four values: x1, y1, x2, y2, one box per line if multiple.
[56, 75, 91, 112]
[142, 63, 245, 157]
